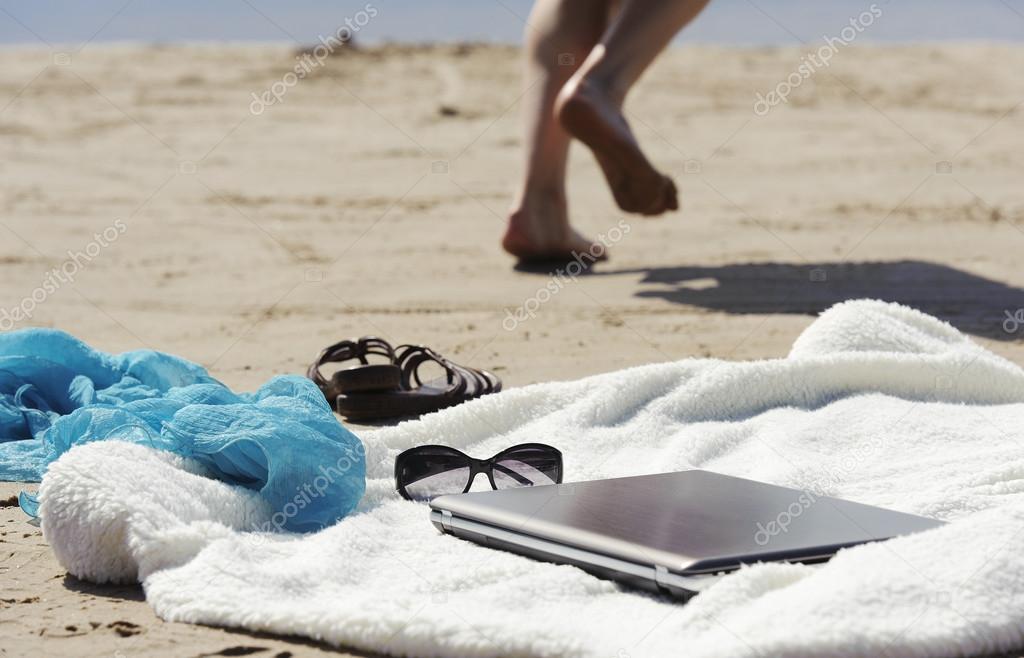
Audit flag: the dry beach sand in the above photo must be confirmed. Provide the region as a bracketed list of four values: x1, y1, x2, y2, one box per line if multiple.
[2, 42, 1024, 656]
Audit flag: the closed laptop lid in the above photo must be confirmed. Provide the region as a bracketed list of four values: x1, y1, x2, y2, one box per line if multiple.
[430, 470, 943, 574]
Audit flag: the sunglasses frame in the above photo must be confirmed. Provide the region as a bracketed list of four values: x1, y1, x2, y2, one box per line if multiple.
[394, 442, 563, 501]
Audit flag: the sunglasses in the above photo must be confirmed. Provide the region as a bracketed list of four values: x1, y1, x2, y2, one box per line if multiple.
[395, 443, 563, 502]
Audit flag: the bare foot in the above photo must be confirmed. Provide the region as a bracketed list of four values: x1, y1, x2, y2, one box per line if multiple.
[501, 191, 610, 262]
[556, 79, 678, 216]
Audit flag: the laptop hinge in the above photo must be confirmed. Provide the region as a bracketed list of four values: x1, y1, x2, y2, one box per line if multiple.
[440, 509, 453, 532]
[654, 565, 670, 589]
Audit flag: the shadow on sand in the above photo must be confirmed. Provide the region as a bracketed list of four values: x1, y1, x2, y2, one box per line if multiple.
[520, 259, 1024, 341]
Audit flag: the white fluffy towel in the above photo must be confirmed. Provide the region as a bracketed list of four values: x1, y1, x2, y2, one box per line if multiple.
[37, 300, 1024, 657]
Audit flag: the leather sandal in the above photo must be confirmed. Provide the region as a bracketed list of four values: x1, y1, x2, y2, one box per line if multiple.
[308, 339, 502, 421]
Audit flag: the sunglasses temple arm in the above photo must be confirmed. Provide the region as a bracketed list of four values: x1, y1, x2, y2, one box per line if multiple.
[491, 462, 534, 486]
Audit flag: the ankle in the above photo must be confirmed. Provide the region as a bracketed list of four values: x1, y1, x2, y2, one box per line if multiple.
[505, 189, 571, 246]
[513, 184, 566, 213]
[575, 74, 628, 108]
[568, 47, 630, 107]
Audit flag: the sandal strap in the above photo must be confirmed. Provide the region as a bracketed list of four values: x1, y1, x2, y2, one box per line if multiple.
[461, 365, 501, 396]
[307, 337, 396, 399]
[393, 345, 467, 396]
[393, 344, 504, 397]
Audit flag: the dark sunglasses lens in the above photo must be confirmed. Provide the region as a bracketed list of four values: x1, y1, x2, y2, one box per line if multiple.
[492, 446, 561, 490]
[399, 449, 471, 501]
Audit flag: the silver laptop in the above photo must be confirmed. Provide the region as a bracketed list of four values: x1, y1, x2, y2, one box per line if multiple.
[430, 470, 942, 597]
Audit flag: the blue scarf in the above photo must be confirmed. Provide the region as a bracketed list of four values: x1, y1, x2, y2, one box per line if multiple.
[0, 329, 365, 532]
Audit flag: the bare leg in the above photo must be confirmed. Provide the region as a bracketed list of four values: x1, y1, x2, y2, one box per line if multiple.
[502, 0, 611, 261]
[557, 0, 711, 216]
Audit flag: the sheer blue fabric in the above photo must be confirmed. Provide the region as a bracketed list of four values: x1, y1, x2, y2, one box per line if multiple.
[0, 329, 365, 532]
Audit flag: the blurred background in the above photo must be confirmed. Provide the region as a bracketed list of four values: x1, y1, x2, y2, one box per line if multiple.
[2, 0, 1024, 44]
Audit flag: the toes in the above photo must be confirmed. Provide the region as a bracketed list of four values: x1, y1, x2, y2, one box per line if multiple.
[639, 177, 676, 216]
[651, 177, 678, 215]
[609, 171, 678, 216]
[665, 177, 679, 212]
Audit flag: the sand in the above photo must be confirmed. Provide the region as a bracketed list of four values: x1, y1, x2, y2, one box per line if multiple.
[1, 41, 1024, 656]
